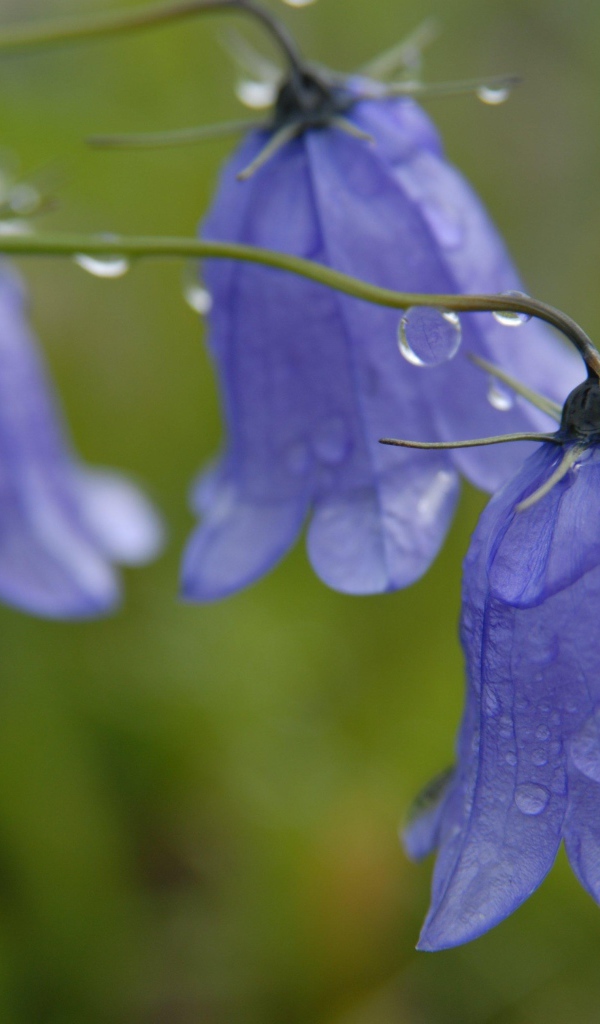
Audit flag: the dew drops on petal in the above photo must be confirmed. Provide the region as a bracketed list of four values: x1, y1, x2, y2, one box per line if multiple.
[505, 751, 517, 766]
[476, 84, 511, 105]
[235, 79, 277, 109]
[398, 306, 462, 367]
[570, 708, 600, 783]
[515, 783, 550, 816]
[492, 290, 532, 327]
[535, 724, 550, 741]
[530, 748, 548, 767]
[487, 380, 515, 412]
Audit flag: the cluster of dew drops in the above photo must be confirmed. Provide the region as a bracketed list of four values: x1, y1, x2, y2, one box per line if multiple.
[398, 297, 532, 412]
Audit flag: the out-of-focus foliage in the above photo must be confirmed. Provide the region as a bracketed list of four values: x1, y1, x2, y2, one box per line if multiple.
[0, 0, 598, 1021]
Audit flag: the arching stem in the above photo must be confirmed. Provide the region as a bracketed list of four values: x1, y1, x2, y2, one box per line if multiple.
[0, 0, 305, 76]
[0, 230, 596, 372]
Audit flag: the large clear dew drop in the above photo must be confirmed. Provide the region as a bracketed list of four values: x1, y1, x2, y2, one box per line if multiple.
[492, 290, 532, 327]
[398, 306, 462, 367]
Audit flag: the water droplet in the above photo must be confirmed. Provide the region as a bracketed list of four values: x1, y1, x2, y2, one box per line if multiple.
[505, 751, 517, 767]
[515, 783, 549, 816]
[531, 748, 548, 767]
[74, 236, 129, 279]
[487, 380, 515, 412]
[235, 79, 276, 109]
[535, 725, 550, 741]
[398, 307, 461, 367]
[314, 416, 350, 465]
[492, 291, 532, 327]
[570, 708, 600, 782]
[476, 84, 511, 105]
[185, 283, 212, 315]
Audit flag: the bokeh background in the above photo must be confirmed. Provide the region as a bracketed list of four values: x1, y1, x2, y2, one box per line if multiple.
[0, 0, 598, 1020]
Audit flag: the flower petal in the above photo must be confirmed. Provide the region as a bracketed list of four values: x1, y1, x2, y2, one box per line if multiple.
[488, 446, 600, 607]
[74, 467, 165, 565]
[307, 459, 459, 594]
[182, 486, 309, 601]
[418, 562, 568, 950]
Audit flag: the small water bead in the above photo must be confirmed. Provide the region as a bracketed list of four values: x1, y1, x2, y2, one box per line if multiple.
[492, 291, 532, 327]
[570, 709, 600, 783]
[236, 79, 277, 109]
[535, 724, 550, 741]
[476, 84, 511, 106]
[515, 783, 549, 816]
[75, 253, 130, 279]
[505, 751, 517, 767]
[398, 306, 461, 367]
[75, 236, 130, 279]
[184, 278, 212, 315]
[531, 749, 548, 767]
[487, 380, 515, 412]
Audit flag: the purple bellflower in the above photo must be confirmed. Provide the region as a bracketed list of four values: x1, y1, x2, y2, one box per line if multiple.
[183, 61, 579, 600]
[0, 263, 163, 619]
[403, 367, 600, 950]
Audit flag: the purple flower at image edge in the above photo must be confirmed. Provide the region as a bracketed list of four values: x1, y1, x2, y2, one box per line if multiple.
[184, 75, 580, 600]
[404, 413, 600, 950]
[0, 263, 163, 619]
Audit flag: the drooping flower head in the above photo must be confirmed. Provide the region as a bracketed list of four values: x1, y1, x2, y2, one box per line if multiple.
[402, 337, 600, 949]
[183, 20, 579, 600]
[0, 262, 163, 618]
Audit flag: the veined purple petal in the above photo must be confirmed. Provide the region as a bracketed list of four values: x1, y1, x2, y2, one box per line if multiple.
[307, 458, 458, 594]
[190, 91, 579, 598]
[418, 537, 570, 950]
[0, 264, 163, 618]
[413, 442, 600, 950]
[478, 445, 600, 607]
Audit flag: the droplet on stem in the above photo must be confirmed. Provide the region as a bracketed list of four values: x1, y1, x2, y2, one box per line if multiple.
[183, 262, 212, 315]
[74, 235, 130, 279]
[398, 306, 462, 367]
[476, 84, 511, 105]
[235, 79, 277, 109]
[487, 380, 515, 412]
[492, 290, 532, 327]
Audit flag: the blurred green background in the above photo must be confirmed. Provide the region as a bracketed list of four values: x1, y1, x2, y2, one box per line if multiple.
[0, 0, 598, 1020]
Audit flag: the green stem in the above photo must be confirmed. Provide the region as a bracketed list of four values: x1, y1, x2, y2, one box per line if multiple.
[1, 230, 597, 373]
[0, 0, 304, 74]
